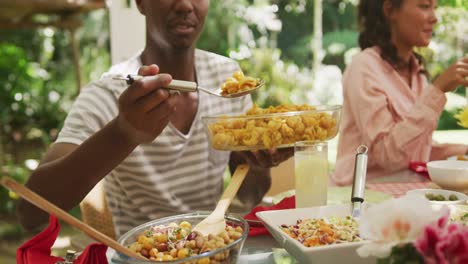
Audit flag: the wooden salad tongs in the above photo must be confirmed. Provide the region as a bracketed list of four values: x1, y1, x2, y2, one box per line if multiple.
[192, 164, 250, 236]
[0, 177, 147, 261]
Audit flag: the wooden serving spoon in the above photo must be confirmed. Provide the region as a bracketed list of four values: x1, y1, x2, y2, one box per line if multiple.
[192, 164, 250, 236]
[0, 177, 146, 261]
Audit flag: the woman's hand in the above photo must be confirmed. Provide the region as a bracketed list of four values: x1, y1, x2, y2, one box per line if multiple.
[237, 147, 294, 168]
[115, 64, 178, 144]
[433, 57, 468, 93]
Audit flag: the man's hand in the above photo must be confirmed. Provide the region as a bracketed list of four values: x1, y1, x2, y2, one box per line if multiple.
[237, 147, 294, 168]
[116, 64, 178, 144]
[229, 147, 292, 210]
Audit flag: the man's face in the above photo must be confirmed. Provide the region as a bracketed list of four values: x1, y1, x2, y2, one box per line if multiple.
[137, 0, 209, 50]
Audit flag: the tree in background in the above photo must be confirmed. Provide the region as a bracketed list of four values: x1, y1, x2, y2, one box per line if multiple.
[0, 10, 110, 216]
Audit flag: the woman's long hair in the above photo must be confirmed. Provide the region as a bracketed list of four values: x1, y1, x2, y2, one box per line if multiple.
[358, 0, 426, 73]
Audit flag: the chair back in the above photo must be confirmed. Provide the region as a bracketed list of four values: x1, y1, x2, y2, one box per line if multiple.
[79, 180, 116, 239]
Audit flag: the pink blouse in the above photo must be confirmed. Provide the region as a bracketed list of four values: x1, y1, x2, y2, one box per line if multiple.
[332, 47, 468, 186]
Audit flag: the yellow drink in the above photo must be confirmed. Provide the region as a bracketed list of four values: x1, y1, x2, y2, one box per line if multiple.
[295, 151, 329, 208]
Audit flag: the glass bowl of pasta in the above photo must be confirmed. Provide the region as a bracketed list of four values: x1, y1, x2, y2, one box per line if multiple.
[202, 104, 341, 151]
[110, 212, 248, 263]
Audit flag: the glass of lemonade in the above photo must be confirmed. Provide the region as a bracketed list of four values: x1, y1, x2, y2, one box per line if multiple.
[294, 141, 329, 208]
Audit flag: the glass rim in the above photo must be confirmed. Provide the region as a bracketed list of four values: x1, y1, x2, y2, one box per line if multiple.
[201, 105, 342, 120]
[294, 140, 328, 147]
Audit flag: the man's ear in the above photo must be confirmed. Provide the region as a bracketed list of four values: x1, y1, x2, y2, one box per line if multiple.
[135, 0, 145, 15]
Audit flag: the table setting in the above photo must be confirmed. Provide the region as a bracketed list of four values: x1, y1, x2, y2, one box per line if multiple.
[2, 155, 467, 263]
[2, 87, 467, 264]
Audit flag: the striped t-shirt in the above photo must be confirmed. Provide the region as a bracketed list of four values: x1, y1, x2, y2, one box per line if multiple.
[56, 50, 252, 237]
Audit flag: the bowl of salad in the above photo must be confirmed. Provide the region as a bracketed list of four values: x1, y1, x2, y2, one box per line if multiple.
[407, 189, 467, 205]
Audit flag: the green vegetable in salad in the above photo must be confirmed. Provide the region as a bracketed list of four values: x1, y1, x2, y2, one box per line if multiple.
[424, 193, 458, 201]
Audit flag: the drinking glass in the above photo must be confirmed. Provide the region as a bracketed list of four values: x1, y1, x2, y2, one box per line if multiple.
[294, 141, 329, 208]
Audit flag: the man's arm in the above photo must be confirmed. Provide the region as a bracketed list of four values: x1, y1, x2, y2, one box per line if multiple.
[17, 66, 175, 230]
[17, 119, 139, 230]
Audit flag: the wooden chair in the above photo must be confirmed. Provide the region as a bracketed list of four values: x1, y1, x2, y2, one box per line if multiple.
[79, 180, 116, 240]
[267, 157, 295, 196]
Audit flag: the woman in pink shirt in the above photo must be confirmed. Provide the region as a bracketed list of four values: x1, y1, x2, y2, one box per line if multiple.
[333, 0, 468, 185]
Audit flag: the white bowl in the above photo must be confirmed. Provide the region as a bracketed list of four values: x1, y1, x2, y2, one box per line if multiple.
[256, 204, 375, 264]
[406, 188, 468, 205]
[427, 160, 468, 191]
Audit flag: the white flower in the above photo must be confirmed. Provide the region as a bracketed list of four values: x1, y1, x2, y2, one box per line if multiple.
[357, 194, 447, 258]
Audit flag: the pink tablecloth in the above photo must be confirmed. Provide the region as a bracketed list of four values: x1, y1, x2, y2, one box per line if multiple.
[366, 181, 432, 197]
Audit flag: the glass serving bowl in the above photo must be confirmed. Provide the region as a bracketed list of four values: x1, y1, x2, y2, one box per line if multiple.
[202, 105, 341, 151]
[110, 212, 249, 264]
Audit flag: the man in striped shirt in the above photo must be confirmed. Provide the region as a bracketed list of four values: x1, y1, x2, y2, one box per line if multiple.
[18, 0, 292, 237]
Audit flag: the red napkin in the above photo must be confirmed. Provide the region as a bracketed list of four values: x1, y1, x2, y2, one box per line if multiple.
[17, 215, 109, 264]
[17, 215, 64, 264]
[408, 161, 430, 179]
[244, 196, 295, 236]
[74, 243, 108, 264]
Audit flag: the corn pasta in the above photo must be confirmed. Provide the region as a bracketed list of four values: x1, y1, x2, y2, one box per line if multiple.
[220, 71, 260, 95]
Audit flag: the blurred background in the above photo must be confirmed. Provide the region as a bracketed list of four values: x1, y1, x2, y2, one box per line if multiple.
[0, 0, 467, 262]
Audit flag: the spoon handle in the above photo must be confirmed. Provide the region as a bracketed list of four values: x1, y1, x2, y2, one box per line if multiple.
[122, 75, 198, 92]
[0, 177, 146, 261]
[209, 164, 250, 218]
[221, 164, 250, 201]
[165, 79, 198, 92]
[351, 145, 368, 218]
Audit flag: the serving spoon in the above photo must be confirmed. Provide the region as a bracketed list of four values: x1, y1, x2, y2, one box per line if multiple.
[351, 145, 368, 218]
[113, 74, 264, 98]
[192, 164, 250, 236]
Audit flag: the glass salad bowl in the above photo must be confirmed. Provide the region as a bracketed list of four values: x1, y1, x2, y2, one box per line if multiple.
[109, 212, 249, 264]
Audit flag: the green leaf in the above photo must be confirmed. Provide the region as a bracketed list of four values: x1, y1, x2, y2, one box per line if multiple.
[377, 243, 423, 264]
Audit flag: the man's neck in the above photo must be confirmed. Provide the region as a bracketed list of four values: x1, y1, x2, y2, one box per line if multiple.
[141, 46, 196, 82]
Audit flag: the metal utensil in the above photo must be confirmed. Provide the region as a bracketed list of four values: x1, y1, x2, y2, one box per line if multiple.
[56, 250, 77, 264]
[351, 145, 368, 218]
[113, 74, 265, 98]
